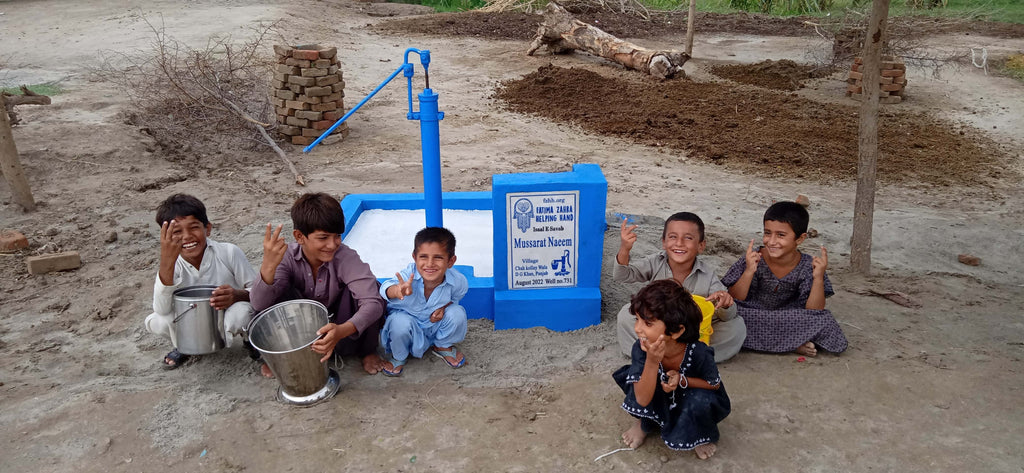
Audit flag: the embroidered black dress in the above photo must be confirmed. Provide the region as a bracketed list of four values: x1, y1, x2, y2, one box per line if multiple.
[613, 341, 731, 450]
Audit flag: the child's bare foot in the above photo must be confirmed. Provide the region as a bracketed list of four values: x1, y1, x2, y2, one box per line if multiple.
[795, 342, 817, 357]
[694, 443, 717, 460]
[260, 362, 274, 378]
[362, 353, 385, 375]
[621, 420, 647, 449]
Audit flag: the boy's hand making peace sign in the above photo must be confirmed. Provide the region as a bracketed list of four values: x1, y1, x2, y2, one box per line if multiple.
[387, 272, 414, 300]
[260, 223, 287, 284]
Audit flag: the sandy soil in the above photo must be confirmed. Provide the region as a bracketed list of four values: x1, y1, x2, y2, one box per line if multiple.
[1, 0, 1023, 471]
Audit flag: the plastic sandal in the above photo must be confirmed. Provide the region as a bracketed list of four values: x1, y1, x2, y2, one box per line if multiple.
[381, 357, 406, 377]
[431, 346, 466, 368]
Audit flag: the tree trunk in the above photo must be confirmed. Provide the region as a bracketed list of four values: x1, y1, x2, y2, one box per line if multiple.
[850, 0, 891, 274]
[0, 95, 37, 212]
[527, 2, 689, 79]
[685, 0, 697, 56]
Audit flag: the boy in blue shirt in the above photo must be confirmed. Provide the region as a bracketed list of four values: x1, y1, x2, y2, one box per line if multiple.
[379, 227, 468, 376]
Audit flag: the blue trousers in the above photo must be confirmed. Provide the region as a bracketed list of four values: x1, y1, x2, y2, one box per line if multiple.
[380, 305, 467, 362]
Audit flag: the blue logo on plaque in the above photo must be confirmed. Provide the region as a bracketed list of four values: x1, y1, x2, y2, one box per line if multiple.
[513, 198, 533, 233]
[552, 249, 571, 276]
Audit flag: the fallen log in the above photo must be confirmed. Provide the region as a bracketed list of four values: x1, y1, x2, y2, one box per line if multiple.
[527, 2, 689, 79]
[2, 85, 52, 126]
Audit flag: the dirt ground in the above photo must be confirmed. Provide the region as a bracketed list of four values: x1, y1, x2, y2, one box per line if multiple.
[2, 0, 1023, 472]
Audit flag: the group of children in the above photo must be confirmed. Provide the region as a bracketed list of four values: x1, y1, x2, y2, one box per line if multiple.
[145, 192, 467, 377]
[144, 193, 847, 461]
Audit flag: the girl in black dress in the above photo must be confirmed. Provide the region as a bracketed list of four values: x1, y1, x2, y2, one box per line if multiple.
[613, 279, 731, 459]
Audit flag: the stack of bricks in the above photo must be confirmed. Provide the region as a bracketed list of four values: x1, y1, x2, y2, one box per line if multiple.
[846, 56, 907, 104]
[271, 44, 348, 146]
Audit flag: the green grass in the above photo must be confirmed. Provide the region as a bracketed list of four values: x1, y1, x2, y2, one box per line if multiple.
[1, 82, 65, 96]
[1001, 53, 1024, 82]
[390, 0, 488, 12]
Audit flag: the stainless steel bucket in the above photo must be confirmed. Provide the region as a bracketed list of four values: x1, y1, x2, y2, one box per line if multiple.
[249, 299, 339, 406]
[172, 285, 225, 355]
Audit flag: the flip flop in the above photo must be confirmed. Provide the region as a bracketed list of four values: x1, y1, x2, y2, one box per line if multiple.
[161, 348, 191, 370]
[431, 346, 466, 369]
[381, 357, 406, 377]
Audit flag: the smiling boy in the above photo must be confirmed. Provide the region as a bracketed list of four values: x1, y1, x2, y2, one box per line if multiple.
[250, 193, 387, 375]
[378, 227, 468, 377]
[145, 194, 257, 369]
[614, 212, 747, 362]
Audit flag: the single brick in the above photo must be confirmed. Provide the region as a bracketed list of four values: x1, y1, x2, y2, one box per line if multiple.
[316, 74, 340, 87]
[323, 110, 344, 121]
[854, 57, 863, 64]
[301, 67, 328, 78]
[27, 251, 82, 274]
[285, 58, 311, 68]
[291, 49, 320, 61]
[847, 71, 863, 81]
[278, 125, 301, 136]
[319, 47, 337, 59]
[312, 120, 333, 130]
[285, 100, 310, 110]
[273, 45, 293, 57]
[0, 230, 29, 252]
[272, 71, 289, 82]
[294, 110, 323, 121]
[276, 64, 300, 75]
[328, 65, 339, 75]
[313, 59, 333, 68]
[288, 83, 303, 94]
[271, 79, 285, 89]
[291, 135, 315, 145]
[324, 92, 342, 102]
[850, 63, 860, 72]
[881, 61, 897, 70]
[276, 89, 296, 100]
[311, 101, 337, 112]
[302, 127, 324, 137]
[846, 84, 862, 94]
[893, 62, 907, 71]
[880, 76, 893, 85]
[288, 75, 317, 87]
[305, 86, 332, 97]
[275, 106, 293, 117]
[894, 75, 907, 85]
[273, 98, 285, 108]
[285, 116, 309, 127]
[331, 82, 346, 93]
[881, 69, 904, 77]
[298, 95, 323, 104]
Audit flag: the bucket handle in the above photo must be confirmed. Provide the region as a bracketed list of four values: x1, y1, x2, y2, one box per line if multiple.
[173, 303, 197, 323]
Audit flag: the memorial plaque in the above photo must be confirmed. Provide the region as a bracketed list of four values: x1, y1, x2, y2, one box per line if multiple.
[506, 191, 579, 289]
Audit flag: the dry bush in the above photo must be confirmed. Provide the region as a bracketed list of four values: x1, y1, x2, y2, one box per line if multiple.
[91, 16, 281, 162]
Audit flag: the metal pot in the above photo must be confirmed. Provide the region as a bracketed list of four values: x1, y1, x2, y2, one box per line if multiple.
[248, 299, 340, 406]
[171, 285, 225, 355]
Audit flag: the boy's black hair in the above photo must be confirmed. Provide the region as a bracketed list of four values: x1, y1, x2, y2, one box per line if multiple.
[291, 193, 345, 236]
[155, 193, 209, 226]
[414, 227, 456, 258]
[763, 201, 809, 236]
[662, 211, 705, 242]
[629, 279, 701, 344]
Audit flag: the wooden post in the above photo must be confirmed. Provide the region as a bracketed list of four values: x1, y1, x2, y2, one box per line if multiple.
[684, 0, 697, 56]
[0, 96, 36, 212]
[850, 0, 891, 274]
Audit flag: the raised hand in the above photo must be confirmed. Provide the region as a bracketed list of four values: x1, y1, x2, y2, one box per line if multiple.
[392, 272, 413, 300]
[260, 223, 287, 284]
[812, 246, 828, 279]
[661, 369, 680, 393]
[706, 290, 734, 309]
[159, 220, 183, 261]
[744, 239, 762, 270]
[619, 217, 638, 251]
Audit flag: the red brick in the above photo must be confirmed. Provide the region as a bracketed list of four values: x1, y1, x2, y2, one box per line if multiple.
[330, 82, 346, 93]
[311, 102, 337, 112]
[846, 84, 862, 94]
[305, 86, 332, 97]
[26, 251, 81, 274]
[854, 57, 863, 64]
[0, 230, 29, 251]
[957, 254, 980, 266]
[324, 92, 342, 102]
[881, 69, 904, 77]
[312, 120, 333, 130]
[850, 63, 860, 72]
[847, 71, 863, 81]
[302, 127, 325, 137]
[894, 76, 907, 85]
[880, 76, 893, 84]
[291, 135, 315, 145]
[291, 49, 320, 61]
[323, 110, 344, 121]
